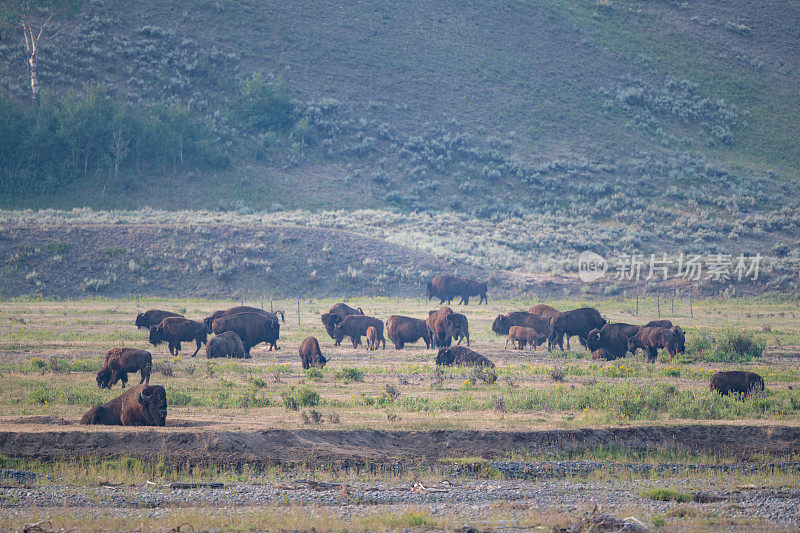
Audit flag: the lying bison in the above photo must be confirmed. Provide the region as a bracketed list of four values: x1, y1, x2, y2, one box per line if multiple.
[426, 275, 487, 305]
[80, 384, 167, 426]
[427, 307, 454, 348]
[591, 348, 618, 361]
[436, 346, 495, 368]
[211, 312, 279, 355]
[333, 315, 385, 348]
[586, 323, 640, 360]
[320, 303, 364, 339]
[135, 309, 183, 329]
[505, 326, 546, 350]
[386, 315, 431, 349]
[204, 306, 284, 333]
[710, 371, 764, 397]
[96, 348, 152, 389]
[628, 326, 678, 363]
[149, 317, 207, 357]
[491, 312, 552, 349]
[299, 336, 327, 369]
[529, 304, 560, 321]
[549, 307, 606, 351]
[206, 331, 246, 358]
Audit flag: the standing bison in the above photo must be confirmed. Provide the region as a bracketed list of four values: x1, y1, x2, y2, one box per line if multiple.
[204, 306, 284, 333]
[505, 326, 546, 350]
[586, 323, 640, 360]
[149, 317, 207, 357]
[333, 315, 385, 348]
[426, 275, 487, 305]
[491, 312, 552, 349]
[366, 326, 379, 350]
[444, 313, 470, 346]
[299, 336, 327, 369]
[96, 348, 152, 389]
[135, 309, 184, 329]
[548, 307, 606, 351]
[211, 312, 280, 355]
[436, 346, 494, 368]
[80, 384, 167, 426]
[427, 307, 454, 348]
[386, 315, 431, 349]
[206, 331, 246, 359]
[628, 326, 678, 363]
[710, 371, 764, 397]
[320, 303, 364, 339]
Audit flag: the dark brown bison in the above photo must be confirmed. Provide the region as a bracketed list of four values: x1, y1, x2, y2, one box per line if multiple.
[710, 371, 764, 397]
[671, 325, 686, 354]
[586, 323, 640, 360]
[436, 346, 495, 368]
[491, 313, 552, 349]
[204, 306, 284, 333]
[320, 303, 364, 339]
[426, 275, 487, 305]
[135, 309, 183, 329]
[444, 313, 470, 346]
[299, 336, 327, 369]
[529, 304, 560, 321]
[644, 319, 673, 329]
[206, 331, 246, 359]
[211, 312, 280, 355]
[80, 384, 167, 426]
[549, 308, 607, 351]
[149, 317, 207, 357]
[333, 315, 385, 348]
[628, 326, 677, 363]
[505, 326, 546, 350]
[591, 348, 617, 361]
[386, 315, 431, 349]
[427, 307, 454, 348]
[96, 348, 152, 389]
[366, 326, 379, 350]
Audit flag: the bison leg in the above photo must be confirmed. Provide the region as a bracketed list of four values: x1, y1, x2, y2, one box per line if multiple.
[647, 346, 657, 363]
[119, 372, 128, 388]
[141, 363, 151, 385]
[191, 338, 202, 357]
[168, 342, 177, 356]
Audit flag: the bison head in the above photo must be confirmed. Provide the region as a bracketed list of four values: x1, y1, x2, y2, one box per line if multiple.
[139, 385, 167, 426]
[491, 315, 510, 335]
[444, 314, 467, 338]
[203, 316, 215, 334]
[435, 347, 455, 366]
[586, 329, 602, 351]
[626, 337, 638, 354]
[321, 313, 340, 339]
[316, 353, 328, 369]
[135, 313, 147, 329]
[332, 322, 344, 343]
[671, 326, 686, 353]
[96, 367, 113, 389]
[148, 324, 165, 346]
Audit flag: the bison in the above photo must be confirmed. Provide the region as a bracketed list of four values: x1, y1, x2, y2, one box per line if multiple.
[211, 312, 280, 355]
[672, 325, 686, 354]
[135, 309, 184, 330]
[529, 304, 560, 321]
[710, 371, 764, 397]
[505, 326, 546, 350]
[427, 307, 454, 348]
[386, 315, 431, 349]
[491, 312, 552, 350]
[206, 331, 246, 359]
[628, 326, 677, 363]
[80, 384, 167, 426]
[149, 317, 207, 357]
[436, 346, 495, 368]
[96, 348, 152, 389]
[586, 323, 640, 360]
[366, 326, 379, 350]
[320, 303, 364, 339]
[299, 336, 327, 369]
[644, 319, 673, 329]
[333, 315, 385, 348]
[591, 348, 618, 361]
[204, 306, 284, 334]
[444, 313, 470, 346]
[549, 307, 606, 351]
[426, 275, 487, 305]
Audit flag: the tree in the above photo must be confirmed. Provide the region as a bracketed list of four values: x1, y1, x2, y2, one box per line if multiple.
[0, 0, 82, 105]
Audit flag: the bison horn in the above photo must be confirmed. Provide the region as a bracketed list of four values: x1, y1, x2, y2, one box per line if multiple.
[140, 388, 152, 400]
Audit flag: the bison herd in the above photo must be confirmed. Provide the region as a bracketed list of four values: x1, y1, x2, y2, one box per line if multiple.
[79, 276, 764, 427]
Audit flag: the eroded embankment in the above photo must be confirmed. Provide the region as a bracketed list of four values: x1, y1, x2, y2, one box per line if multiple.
[1, 424, 798, 465]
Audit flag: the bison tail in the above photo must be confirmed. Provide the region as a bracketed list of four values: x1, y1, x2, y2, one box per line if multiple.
[275, 310, 285, 323]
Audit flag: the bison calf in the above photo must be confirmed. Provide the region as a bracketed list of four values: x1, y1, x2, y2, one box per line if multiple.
[299, 336, 327, 369]
[80, 384, 167, 426]
[386, 315, 430, 349]
[366, 326, 379, 350]
[710, 371, 764, 397]
[149, 317, 207, 357]
[206, 331, 247, 358]
[96, 348, 152, 389]
[436, 346, 495, 368]
[628, 326, 677, 363]
[505, 326, 546, 351]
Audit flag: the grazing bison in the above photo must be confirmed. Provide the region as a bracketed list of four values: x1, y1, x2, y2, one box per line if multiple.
[491, 313, 552, 349]
[320, 303, 364, 339]
[135, 309, 183, 329]
[96, 348, 152, 389]
[444, 313, 470, 346]
[80, 384, 167, 426]
[586, 323, 640, 360]
[386, 315, 431, 349]
[299, 336, 327, 369]
[549, 307, 606, 351]
[149, 317, 207, 357]
[628, 326, 677, 363]
[710, 371, 764, 397]
[426, 275, 487, 305]
[436, 346, 495, 368]
[529, 304, 560, 321]
[427, 307, 454, 348]
[204, 306, 284, 333]
[206, 331, 246, 359]
[211, 312, 280, 355]
[505, 326, 546, 351]
[333, 315, 385, 348]
[366, 326, 379, 350]
[644, 319, 673, 329]
[672, 325, 686, 354]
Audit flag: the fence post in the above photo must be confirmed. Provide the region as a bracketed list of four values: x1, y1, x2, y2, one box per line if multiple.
[297, 298, 301, 327]
[657, 292, 660, 317]
[635, 291, 639, 317]
[690, 292, 693, 318]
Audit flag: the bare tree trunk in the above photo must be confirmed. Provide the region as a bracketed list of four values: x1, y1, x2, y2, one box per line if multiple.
[28, 53, 39, 105]
[21, 15, 53, 106]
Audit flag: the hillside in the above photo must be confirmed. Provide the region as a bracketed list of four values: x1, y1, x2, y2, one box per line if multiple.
[0, 0, 798, 296]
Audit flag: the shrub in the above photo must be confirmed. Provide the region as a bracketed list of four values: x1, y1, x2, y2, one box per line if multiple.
[153, 362, 173, 377]
[234, 73, 296, 132]
[167, 389, 193, 407]
[334, 367, 364, 383]
[713, 327, 765, 362]
[280, 390, 298, 410]
[305, 368, 324, 381]
[550, 368, 566, 382]
[295, 387, 320, 407]
[642, 488, 692, 502]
